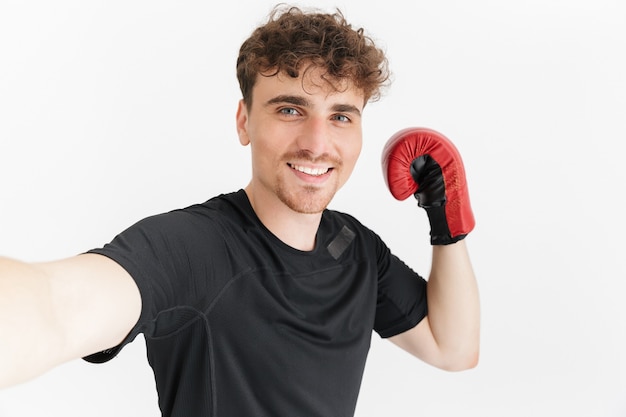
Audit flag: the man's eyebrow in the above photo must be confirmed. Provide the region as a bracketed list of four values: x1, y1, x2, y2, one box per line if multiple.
[265, 95, 362, 117]
[332, 103, 362, 117]
[265, 95, 310, 107]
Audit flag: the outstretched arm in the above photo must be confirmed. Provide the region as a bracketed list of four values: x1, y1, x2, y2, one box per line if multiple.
[0, 253, 141, 388]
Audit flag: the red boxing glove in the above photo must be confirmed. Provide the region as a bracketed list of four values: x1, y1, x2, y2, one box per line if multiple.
[381, 127, 475, 245]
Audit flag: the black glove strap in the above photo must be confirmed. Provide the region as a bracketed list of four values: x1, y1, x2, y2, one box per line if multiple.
[423, 205, 466, 245]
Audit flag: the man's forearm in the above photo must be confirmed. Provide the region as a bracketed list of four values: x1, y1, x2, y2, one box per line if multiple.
[0, 257, 64, 388]
[426, 240, 480, 368]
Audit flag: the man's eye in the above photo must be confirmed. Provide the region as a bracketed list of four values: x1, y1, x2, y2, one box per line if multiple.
[279, 107, 299, 116]
[333, 114, 350, 123]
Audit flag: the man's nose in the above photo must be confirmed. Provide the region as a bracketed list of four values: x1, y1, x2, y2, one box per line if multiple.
[296, 117, 332, 156]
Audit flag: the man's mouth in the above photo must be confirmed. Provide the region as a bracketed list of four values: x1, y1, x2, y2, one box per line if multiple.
[288, 163, 331, 176]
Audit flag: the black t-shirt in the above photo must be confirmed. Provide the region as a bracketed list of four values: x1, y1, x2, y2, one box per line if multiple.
[85, 190, 427, 417]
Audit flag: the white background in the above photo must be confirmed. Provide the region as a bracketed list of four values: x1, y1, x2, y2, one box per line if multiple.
[1, 0, 625, 416]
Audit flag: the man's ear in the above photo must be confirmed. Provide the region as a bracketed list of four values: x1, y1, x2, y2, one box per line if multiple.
[236, 99, 250, 146]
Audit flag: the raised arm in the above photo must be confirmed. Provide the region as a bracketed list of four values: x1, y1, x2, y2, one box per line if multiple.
[381, 127, 480, 371]
[0, 253, 141, 388]
[390, 240, 479, 370]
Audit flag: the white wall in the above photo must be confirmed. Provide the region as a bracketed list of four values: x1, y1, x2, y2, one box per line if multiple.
[1, 1, 624, 416]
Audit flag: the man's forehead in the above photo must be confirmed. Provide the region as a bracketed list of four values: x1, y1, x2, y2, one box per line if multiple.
[255, 67, 365, 108]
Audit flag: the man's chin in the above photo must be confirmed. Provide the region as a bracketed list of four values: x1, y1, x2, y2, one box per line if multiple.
[279, 187, 334, 214]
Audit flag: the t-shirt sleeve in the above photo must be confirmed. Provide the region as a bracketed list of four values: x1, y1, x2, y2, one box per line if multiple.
[373, 241, 428, 339]
[82, 209, 222, 363]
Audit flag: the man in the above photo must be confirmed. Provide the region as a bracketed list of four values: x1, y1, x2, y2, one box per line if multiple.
[0, 5, 480, 416]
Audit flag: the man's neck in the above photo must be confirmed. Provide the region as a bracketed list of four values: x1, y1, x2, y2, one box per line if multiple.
[244, 186, 322, 251]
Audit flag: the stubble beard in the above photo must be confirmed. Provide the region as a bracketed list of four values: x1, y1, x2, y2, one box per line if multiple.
[275, 181, 336, 214]
[274, 151, 344, 214]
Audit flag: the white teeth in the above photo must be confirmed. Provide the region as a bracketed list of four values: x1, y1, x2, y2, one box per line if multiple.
[290, 164, 330, 176]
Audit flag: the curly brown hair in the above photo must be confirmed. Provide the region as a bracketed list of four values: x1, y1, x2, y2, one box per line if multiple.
[236, 5, 390, 108]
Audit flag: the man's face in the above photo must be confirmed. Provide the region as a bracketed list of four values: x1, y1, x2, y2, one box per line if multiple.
[236, 66, 365, 214]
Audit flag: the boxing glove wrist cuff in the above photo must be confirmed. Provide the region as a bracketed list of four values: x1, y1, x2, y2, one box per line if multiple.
[423, 205, 467, 245]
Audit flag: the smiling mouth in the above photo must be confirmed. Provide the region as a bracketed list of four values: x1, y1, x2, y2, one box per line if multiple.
[288, 163, 332, 176]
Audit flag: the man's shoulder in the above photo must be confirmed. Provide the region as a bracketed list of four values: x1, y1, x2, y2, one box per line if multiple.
[170, 189, 248, 221]
[323, 206, 367, 229]
[185, 189, 245, 211]
[322, 208, 382, 245]
[125, 190, 246, 237]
